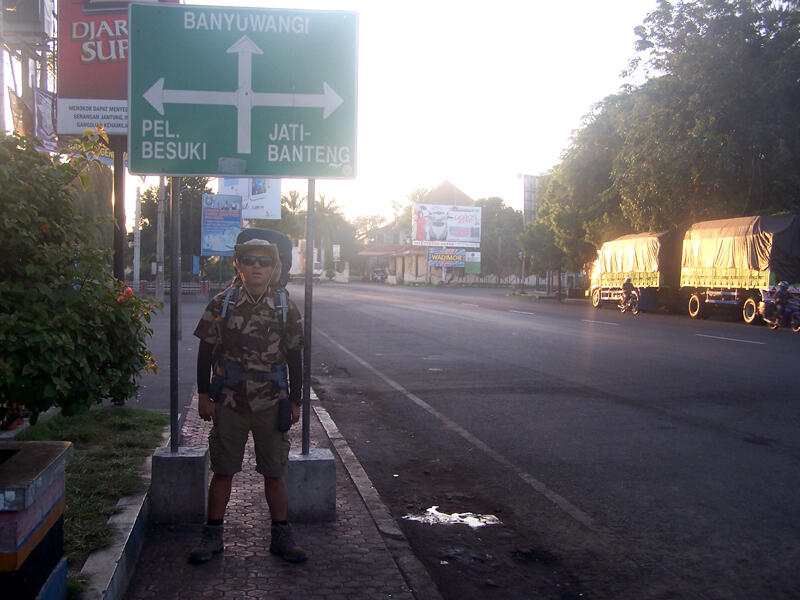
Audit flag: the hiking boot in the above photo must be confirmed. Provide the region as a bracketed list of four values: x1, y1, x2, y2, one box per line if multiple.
[188, 524, 224, 564]
[270, 522, 307, 563]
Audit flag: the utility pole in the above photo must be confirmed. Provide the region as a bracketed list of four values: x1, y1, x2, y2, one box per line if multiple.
[498, 237, 502, 283]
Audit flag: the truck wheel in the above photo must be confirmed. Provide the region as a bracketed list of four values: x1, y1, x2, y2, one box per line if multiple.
[591, 288, 601, 309]
[688, 293, 706, 319]
[742, 297, 762, 325]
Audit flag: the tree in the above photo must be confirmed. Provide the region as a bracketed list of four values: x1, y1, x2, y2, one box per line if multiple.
[353, 214, 387, 238]
[532, 0, 800, 255]
[282, 189, 305, 214]
[180, 177, 211, 274]
[71, 160, 114, 248]
[475, 198, 524, 277]
[264, 189, 306, 241]
[130, 177, 213, 281]
[534, 92, 633, 270]
[310, 195, 360, 275]
[390, 188, 429, 240]
[519, 221, 564, 276]
[392, 204, 413, 239]
[616, 0, 800, 229]
[0, 132, 158, 424]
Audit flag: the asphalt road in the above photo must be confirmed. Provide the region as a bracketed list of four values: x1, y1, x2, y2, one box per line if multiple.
[132, 299, 205, 430]
[302, 282, 800, 600]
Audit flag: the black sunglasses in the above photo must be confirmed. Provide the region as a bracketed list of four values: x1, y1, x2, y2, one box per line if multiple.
[239, 255, 274, 267]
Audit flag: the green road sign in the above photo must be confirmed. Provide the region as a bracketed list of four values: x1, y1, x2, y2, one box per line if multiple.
[128, 4, 357, 178]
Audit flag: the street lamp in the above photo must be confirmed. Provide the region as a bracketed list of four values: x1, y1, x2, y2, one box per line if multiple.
[518, 251, 526, 294]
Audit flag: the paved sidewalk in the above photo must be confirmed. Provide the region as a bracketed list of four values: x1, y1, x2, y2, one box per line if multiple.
[124, 393, 436, 600]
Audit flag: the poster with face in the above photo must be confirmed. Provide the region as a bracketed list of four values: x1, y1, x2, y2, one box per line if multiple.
[411, 204, 481, 248]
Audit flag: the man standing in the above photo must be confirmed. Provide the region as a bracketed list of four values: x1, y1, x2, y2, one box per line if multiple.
[189, 229, 307, 564]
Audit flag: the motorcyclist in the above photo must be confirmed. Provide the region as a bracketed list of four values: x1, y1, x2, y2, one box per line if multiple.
[620, 276, 635, 309]
[774, 281, 790, 321]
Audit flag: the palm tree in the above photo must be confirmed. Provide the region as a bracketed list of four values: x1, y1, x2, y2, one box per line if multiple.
[311, 195, 345, 276]
[282, 190, 305, 215]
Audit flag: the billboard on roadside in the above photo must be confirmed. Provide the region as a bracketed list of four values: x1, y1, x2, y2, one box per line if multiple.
[465, 251, 481, 274]
[411, 204, 481, 248]
[428, 248, 466, 268]
[220, 178, 281, 220]
[201, 194, 242, 256]
[56, 0, 176, 134]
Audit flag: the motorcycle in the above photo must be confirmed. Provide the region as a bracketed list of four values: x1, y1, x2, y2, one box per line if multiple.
[371, 267, 388, 283]
[618, 290, 640, 315]
[759, 297, 800, 332]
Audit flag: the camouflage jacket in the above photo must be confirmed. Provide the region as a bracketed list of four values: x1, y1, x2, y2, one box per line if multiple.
[194, 285, 303, 412]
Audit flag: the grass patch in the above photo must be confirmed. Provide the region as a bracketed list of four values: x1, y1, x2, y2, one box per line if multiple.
[17, 406, 168, 594]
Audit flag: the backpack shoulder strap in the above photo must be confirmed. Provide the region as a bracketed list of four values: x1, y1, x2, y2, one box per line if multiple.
[212, 284, 239, 365]
[220, 285, 237, 321]
[274, 287, 289, 330]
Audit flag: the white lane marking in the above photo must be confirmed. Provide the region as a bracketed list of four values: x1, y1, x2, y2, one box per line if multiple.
[509, 310, 536, 316]
[696, 334, 765, 346]
[403, 304, 485, 323]
[582, 319, 619, 326]
[317, 328, 601, 533]
[460, 303, 480, 308]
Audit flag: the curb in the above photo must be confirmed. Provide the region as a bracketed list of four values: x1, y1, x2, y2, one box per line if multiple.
[80, 427, 169, 600]
[1, 408, 163, 600]
[79, 398, 441, 600]
[312, 393, 443, 600]
[79, 492, 150, 600]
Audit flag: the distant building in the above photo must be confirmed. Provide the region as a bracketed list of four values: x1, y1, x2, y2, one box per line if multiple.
[426, 180, 474, 206]
[357, 181, 477, 283]
[521, 175, 540, 225]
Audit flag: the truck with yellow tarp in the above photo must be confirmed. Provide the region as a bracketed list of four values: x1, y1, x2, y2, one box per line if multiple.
[589, 215, 800, 322]
[589, 230, 682, 311]
[680, 215, 800, 323]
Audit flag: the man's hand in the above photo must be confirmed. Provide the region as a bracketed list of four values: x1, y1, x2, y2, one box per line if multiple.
[291, 402, 301, 424]
[198, 393, 216, 425]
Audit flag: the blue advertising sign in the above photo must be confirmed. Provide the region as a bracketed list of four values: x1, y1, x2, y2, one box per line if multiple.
[428, 248, 466, 268]
[201, 193, 242, 256]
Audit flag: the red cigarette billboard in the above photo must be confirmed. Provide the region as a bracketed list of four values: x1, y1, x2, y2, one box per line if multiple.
[57, 0, 174, 134]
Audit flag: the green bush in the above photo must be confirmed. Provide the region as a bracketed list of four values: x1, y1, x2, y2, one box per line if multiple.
[0, 132, 159, 424]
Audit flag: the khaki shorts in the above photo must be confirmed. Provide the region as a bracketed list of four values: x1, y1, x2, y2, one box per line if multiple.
[208, 402, 290, 478]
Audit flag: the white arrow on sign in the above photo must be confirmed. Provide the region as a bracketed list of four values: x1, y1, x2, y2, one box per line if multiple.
[142, 35, 344, 154]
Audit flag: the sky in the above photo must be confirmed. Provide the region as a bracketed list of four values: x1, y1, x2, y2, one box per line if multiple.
[240, 0, 659, 223]
[3, 0, 660, 227]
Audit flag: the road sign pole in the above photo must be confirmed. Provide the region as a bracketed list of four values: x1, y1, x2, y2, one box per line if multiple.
[170, 177, 182, 453]
[302, 179, 315, 455]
